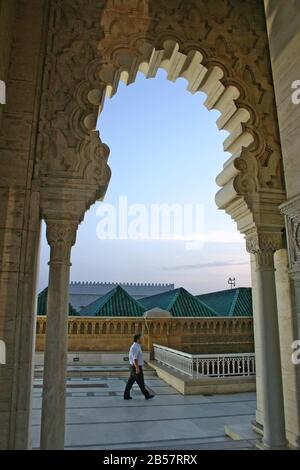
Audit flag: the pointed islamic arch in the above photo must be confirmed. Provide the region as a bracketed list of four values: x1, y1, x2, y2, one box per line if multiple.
[93, 39, 256, 197]
[37, 0, 286, 233]
[100, 39, 254, 150]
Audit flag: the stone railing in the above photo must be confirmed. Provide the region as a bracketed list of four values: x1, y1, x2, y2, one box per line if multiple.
[153, 344, 255, 378]
[36, 316, 254, 354]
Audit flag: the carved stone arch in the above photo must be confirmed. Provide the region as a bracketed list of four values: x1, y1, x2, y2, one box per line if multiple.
[95, 0, 286, 233]
[37, 0, 286, 239]
[99, 38, 255, 148]
[95, 36, 274, 217]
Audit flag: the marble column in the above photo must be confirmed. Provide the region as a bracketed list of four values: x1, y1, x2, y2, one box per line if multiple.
[246, 231, 287, 449]
[249, 254, 264, 432]
[274, 248, 300, 448]
[40, 220, 78, 450]
[0, 189, 41, 450]
[280, 196, 300, 448]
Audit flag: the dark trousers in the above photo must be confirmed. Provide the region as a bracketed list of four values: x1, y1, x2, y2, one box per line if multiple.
[124, 365, 150, 398]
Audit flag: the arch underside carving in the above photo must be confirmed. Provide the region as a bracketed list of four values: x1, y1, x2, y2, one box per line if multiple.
[37, 0, 286, 232]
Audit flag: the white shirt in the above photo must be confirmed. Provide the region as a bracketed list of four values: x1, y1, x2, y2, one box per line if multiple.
[129, 342, 143, 366]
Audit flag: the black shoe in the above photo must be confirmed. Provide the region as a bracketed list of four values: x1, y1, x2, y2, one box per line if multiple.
[145, 394, 155, 400]
[124, 396, 132, 400]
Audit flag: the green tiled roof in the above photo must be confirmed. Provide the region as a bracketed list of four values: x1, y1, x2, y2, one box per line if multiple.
[139, 288, 216, 317]
[80, 286, 145, 317]
[196, 288, 253, 317]
[37, 288, 77, 316]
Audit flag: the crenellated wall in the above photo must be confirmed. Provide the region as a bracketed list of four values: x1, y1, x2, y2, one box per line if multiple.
[69, 281, 175, 310]
[36, 316, 254, 355]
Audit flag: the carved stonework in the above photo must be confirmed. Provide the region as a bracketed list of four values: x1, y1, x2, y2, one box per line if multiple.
[281, 196, 300, 272]
[246, 229, 282, 269]
[36, 0, 286, 235]
[97, 0, 285, 200]
[246, 231, 283, 254]
[46, 221, 78, 264]
[37, 0, 111, 210]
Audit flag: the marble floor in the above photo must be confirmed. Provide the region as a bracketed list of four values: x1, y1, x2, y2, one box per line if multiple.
[32, 366, 258, 450]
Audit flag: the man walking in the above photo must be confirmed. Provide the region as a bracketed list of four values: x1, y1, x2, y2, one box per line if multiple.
[124, 334, 154, 400]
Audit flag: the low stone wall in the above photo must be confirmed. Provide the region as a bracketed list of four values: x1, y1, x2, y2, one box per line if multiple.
[148, 361, 256, 395]
[36, 316, 254, 354]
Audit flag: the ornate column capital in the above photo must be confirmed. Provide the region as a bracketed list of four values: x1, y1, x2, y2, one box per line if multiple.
[246, 230, 283, 254]
[246, 230, 282, 270]
[45, 220, 78, 265]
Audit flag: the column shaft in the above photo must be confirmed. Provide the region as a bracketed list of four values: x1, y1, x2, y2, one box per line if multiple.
[254, 250, 287, 448]
[275, 250, 300, 448]
[250, 254, 264, 430]
[40, 222, 77, 450]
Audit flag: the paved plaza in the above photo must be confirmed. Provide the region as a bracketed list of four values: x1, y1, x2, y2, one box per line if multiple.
[32, 366, 257, 450]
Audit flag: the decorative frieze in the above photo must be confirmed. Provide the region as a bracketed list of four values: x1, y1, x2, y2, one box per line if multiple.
[36, 316, 254, 354]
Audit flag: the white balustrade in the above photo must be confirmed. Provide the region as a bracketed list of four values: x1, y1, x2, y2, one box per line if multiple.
[153, 344, 255, 378]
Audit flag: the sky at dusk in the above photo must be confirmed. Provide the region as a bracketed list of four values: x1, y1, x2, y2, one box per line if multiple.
[38, 69, 251, 295]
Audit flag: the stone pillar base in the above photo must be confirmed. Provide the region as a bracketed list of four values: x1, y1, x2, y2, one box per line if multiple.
[256, 441, 289, 450]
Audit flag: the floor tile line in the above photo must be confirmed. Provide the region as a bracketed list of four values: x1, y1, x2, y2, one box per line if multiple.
[32, 412, 254, 427]
[31, 398, 256, 411]
[60, 434, 230, 449]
